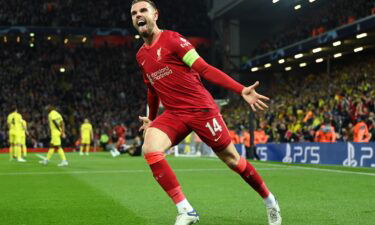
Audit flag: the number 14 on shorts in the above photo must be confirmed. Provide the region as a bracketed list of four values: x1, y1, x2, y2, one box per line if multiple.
[205, 118, 223, 136]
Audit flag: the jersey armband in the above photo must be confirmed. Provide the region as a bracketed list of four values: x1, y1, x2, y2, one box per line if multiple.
[182, 49, 200, 68]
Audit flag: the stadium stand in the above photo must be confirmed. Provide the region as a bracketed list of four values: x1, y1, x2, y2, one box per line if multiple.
[0, 42, 145, 148]
[253, 0, 374, 56]
[0, 0, 213, 149]
[0, 0, 373, 148]
[0, 0, 210, 36]
[222, 56, 375, 143]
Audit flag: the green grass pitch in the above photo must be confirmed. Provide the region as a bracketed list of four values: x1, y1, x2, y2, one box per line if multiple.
[1, 153, 374, 225]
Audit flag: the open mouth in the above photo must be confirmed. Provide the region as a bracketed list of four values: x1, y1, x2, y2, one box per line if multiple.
[137, 20, 147, 27]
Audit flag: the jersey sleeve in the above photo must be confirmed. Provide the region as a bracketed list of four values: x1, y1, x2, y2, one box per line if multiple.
[147, 88, 160, 120]
[57, 113, 63, 122]
[51, 112, 63, 130]
[168, 32, 244, 95]
[192, 58, 244, 95]
[137, 58, 160, 120]
[168, 32, 199, 67]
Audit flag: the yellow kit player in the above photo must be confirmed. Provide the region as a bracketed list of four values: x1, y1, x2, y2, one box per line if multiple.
[20, 118, 29, 158]
[7, 105, 26, 162]
[39, 105, 68, 166]
[80, 118, 93, 156]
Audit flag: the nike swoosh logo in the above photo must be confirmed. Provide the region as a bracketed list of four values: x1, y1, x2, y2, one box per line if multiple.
[214, 134, 222, 142]
[187, 210, 199, 217]
[141, 60, 145, 66]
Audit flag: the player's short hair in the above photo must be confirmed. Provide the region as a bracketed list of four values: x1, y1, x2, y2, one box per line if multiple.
[46, 104, 56, 112]
[131, 0, 157, 10]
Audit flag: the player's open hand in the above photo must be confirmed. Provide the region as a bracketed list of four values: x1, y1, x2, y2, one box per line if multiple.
[139, 116, 152, 134]
[241, 81, 270, 112]
[62, 132, 66, 138]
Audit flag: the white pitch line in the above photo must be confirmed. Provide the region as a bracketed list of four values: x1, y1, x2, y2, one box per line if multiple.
[255, 162, 375, 177]
[0, 167, 292, 176]
[35, 154, 47, 160]
[250, 162, 291, 168]
[6, 155, 374, 176]
[291, 165, 375, 177]
[196, 158, 375, 173]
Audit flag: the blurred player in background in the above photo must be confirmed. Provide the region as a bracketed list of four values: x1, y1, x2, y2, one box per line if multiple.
[193, 132, 203, 156]
[7, 105, 26, 162]
[39, 105, 68, 166]
[99, 131, 110, 151]
[126, 134, 143, 156]
[182, 132, 192, 154]
[131, 1, 281, 225]
[241, 126, 254, 160]
[113, 123, 127, 140]
[353, 116, 372, 142]
[7, 107, 16, 160]
[80, 118, 93, 156]
[314, 118, 336, 142]
[20, 117, 29, 158]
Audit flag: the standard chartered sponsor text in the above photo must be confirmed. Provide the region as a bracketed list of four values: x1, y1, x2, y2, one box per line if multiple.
[147, 66, 173, 84]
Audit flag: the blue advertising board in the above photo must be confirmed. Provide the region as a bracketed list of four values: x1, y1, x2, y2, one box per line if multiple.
[250, 143, 375, 168]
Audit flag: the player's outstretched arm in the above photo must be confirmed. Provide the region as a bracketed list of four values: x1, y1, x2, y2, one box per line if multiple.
[241, 81, 269, 112]
[172, 33, 244, 94]
[191, 57, 270, 111]
[191, 57, 244, 95]
[61, 120, 66, 138]
[147, 88, 159, 121]
[138, 88, 159, 136]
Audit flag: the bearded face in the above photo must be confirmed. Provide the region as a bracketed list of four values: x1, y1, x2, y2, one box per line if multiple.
[131, 1, 159, 38]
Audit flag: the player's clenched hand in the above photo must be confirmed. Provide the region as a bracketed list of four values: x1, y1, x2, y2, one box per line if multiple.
[139, 116, 152, 134]
[241, 81, 270, 112]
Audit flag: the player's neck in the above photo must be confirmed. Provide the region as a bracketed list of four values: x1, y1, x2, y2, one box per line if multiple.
[143, 27, 162, 46]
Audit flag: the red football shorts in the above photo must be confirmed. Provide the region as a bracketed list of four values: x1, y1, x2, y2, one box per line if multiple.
[150, 109, 231, 152]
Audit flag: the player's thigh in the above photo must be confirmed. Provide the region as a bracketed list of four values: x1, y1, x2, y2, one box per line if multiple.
[21, 137, 26, 146]
[189, 111, 231, 152]
[144, 111, 191, 154]
[9, 132, 15, 144]
[215, 142, 241, 169]
[81, 137, 90, 145]
[51, 135, 61, 146]
[190, 112, 240, 167]
[14, 135, 23, 146]
[143, 128, 172, 154]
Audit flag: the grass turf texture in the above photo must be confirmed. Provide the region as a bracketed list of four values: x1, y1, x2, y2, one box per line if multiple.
[0, 153, 374, 225]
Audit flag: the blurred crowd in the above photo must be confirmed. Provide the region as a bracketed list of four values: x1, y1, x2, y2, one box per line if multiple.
[1, 42, 373, 148]
[0, 0, 210, 36]
[0, 42, 146, 148]
[222, 57, 375, 143]
[253, 0, 375, 56]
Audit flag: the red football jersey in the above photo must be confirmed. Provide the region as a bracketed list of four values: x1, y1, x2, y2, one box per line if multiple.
[113, 125, 126, 138]
[136, 30, 218, 112]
